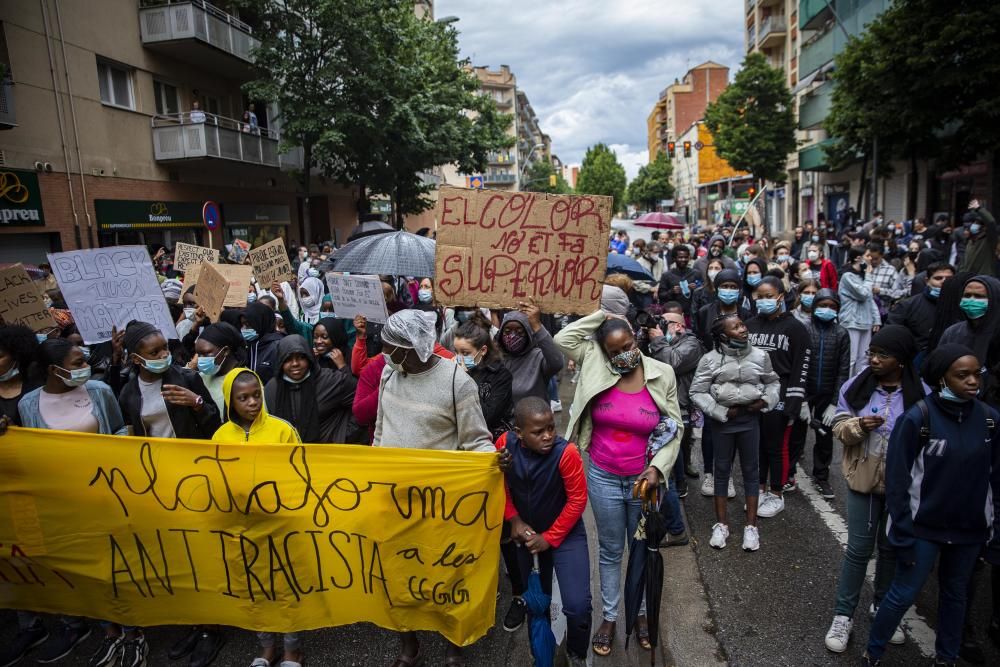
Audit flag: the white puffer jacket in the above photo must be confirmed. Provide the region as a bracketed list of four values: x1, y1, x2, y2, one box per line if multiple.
[689, 343, 781, 422]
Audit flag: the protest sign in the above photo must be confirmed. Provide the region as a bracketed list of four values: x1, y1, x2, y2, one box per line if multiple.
[0, 264, 56, 331]
[228, 239, 251, 264]
[325, 273, 389, 324]
[173, 242, 219, 273]
[47, 246, 178, 344]
[194, 262, 228, 323]
[215, 264, 255, 308]
[0, 427, 503, 646]
[433, 186, 612, 314]
[248, 238, 293, 287]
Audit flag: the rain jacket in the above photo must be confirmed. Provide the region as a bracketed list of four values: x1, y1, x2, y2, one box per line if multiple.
[959, 207, 997, 277]
[689, 343, 780, 422]
[554, 310, 682, 480]
[212, 368, 300, 444]
[648, 332, 704, 413]
[805, 316, 851, 402]
[838, 271, 881, 330]
[497, 312, 563, 404]
[692, 235, 739, 281]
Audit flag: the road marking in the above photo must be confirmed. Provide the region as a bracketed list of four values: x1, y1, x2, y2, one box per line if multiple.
[794, 472, 937, 657]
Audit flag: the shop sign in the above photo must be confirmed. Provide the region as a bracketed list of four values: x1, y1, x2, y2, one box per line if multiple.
[223, 203, 291, 225]
[0, 170, 44, 226]
[95, 200, 203, 229]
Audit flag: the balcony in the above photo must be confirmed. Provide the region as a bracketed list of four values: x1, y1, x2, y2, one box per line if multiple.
[800, 0, 833, 30]
[0, 78, 14, 129]
[488, 151, 514, 164]
[484, 172, 516, 185]
[799, 27, 836, 77]
[747, 0, 756, 13]
[139, 0, 259, 79]
[152, 111, 285, 168]
[798, 138, 835, 172]
[758, 15, 787, 49]
[798, 82, 832, 130]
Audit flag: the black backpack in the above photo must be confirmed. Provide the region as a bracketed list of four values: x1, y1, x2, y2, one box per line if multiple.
[916, 399, 995, 448]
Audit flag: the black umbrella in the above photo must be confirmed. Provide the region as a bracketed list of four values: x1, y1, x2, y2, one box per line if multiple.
[347, 219, 395, 242]
[329, 231, 435, 277]
[623, 480, 666, 665]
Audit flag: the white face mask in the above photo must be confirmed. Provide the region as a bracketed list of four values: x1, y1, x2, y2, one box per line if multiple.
[708, 269, 720, 282]
[807, 250, 820, 261]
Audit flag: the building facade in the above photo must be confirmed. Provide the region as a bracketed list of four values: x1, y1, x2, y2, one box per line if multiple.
[647, 62, 729, 162]
[0, 0, 363, 264]
[672, 122, 752, 226]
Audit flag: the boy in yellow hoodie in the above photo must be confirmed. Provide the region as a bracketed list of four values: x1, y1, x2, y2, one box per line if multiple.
[211, 368, 301, 666]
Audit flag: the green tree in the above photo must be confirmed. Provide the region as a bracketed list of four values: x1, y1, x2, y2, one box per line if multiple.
[627, 151, 674, 210]
[704, 52, 796, 184]
[521, 160, 572, 194]
[576, 143, 627, 212]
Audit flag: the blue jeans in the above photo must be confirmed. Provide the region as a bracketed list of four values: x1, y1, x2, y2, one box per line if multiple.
[659, 483, 686, 535]
[587, 463, 645, 622]
[834, 491, 896, 617]
[547, 376, 559, 402]
[867, 538, 980, 661]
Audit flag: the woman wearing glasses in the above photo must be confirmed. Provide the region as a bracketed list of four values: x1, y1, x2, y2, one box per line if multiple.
[822, 325, 928, 654]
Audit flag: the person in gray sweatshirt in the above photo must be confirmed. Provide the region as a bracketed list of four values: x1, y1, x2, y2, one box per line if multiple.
[497, 301, 564, 404]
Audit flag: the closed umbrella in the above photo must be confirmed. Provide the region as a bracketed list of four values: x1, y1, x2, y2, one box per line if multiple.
[524, 552, 555, 667]
[623, 483, 666, 665]
[607, 253, 654, 281]
[330, 231, 435, 277]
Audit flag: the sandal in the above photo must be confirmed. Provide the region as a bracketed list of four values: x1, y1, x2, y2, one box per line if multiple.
[592, 622, 616, 656]
[637, 616, 652, 650]
[390, 650, 424, 667]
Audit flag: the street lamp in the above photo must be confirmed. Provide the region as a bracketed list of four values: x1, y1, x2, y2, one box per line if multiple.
[518, 143, 547, 187]
[436, 16, 460, 25]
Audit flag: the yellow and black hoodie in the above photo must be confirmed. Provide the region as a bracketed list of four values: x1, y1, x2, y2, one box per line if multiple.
[211, 368, 301, 444]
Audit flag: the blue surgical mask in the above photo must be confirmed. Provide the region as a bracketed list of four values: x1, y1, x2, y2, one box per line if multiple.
[718, 288, 740, 305]
[0, 364, 19, 382]
[418, 289, 433, 304]
[970, 223, 982, 235]
[197, 350, 227, 376]
[800, 294, 815, 309]
[79, 346, 91, 361]
[36, 333, 49, 344]
[756, 298, 778, 315]
[811, 234, 820, 243]
[56, 365, 91, 388]
[283, 371, 311, 384]
[247, 293, 257, 303]
[814, 307, 838, 322]
[746, 274, 762, 287]
[939, 385, 968, 403]
[241, 328, 259, 342]
[307, 268, 321, 278]
[459, 355, 478, 370]
[777, 254, 791, 264]
[141, 353, 172, 374]
[926, 286, 941, 300]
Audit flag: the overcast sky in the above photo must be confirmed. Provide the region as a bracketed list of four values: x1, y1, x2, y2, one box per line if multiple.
[436, 0, 746, 180]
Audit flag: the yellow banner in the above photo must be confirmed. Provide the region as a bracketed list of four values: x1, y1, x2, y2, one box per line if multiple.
[0, 428, 504, 646]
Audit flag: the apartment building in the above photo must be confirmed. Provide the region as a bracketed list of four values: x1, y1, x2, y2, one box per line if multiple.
[516, 90, 551, 183]
[672, 122, 752, 226]
[646, 62, 729, 162]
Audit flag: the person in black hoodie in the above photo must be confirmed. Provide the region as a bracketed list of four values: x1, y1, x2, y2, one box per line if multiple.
[657, 245, 700, 315]
[241, 302, 284, 384]
[887, 262, 955, 363]
[264, 334, 364, 444]
[497, 303, 563, 404]
[453, 311, 513, 439]
[740, 258, 768, 316]
[863, 344, 1000, 667]
[746, 276, 811, 517]
[118, 321, 220, 439]
[940, 275, 1000, 405]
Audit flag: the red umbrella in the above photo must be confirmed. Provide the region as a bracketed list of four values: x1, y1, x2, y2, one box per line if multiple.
[634, 212, 684, 230]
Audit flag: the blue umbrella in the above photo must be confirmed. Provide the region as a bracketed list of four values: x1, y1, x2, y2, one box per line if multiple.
[524, 553, 555, 667]
[607, 253, 654, 281]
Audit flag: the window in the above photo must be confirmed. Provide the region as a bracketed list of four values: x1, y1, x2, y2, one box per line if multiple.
[97, 60, 134, 109]
[153, 80, 178, 115]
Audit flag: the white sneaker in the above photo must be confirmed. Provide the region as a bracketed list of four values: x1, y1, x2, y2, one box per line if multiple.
[550, 400, 563, 413]
[701, 473, 714, 496]
[742, 525, 759, 551]
[758, 493, 785, 518]
[728, 477, 736, 498]
[709, 523, 729, 549]
[824, 615, 853, 653]
[870, 603, 906, 645]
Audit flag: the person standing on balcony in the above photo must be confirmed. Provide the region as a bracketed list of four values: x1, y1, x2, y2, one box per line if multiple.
[189, 99, 206, 124]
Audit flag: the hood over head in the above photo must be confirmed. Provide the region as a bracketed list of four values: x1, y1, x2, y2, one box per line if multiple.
[601, 285, 630, 317]
[221, 367, 269, 429]
[276, 334, 318, 374]
[244, 302, 277, 337]
[813, 288, 840, 306]
[498, 311, 536, 356]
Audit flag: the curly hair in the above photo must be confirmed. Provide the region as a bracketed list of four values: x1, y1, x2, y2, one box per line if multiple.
[0, 325, 40, 376]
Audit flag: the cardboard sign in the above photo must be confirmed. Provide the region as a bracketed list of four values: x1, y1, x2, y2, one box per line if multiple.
[433, 187, 612, 314]
[228, 239, 251, 264]
[194, 262, 229, 323]
[173, 242, 219, 272]
[0, 264, 56, 331]
[325, 273, 389, 324]
[0, 428, 503, 646]
[47, 246, 178, 344]
[248, 238, 293, 287]
[207, 264, 254, 310]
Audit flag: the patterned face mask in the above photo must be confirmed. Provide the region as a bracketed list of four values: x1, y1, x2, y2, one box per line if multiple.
[609, 348, 641, 374]
[502, 330, 528, 354]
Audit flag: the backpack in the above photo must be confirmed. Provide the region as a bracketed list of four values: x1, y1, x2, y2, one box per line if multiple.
[916, 399, 995, 448]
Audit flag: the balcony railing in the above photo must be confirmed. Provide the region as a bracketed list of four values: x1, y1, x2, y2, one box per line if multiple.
[488, 152, 514, 164]
[758, 15, 787, 46]
[139, 0, 259, 67]
[485, 173, 516, 184]
[799, 82, 833, 130]
[0, 78, 14, 129]
[151, 111, 284, 167]
[800, 27, 836, 78]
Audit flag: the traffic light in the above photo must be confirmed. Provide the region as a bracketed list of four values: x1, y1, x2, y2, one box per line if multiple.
[747, 186, 756, 198]
[549, 174, 557, 187]
[683, 141, 692, 157]
[666, 142, 676, 158]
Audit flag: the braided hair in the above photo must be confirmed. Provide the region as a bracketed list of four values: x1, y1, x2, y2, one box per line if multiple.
[709, 312, 741, 353]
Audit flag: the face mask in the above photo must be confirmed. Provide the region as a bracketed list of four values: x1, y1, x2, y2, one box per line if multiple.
[459, 354, 479, 370]
[708, 269, 721, 282]
[383, 350, 408, 373]
[609, 348, 641, 374]
[807, 250, 820, 261]
[663, 331, 674, 344]
[503, 330, 528, 354]
[307, 268, 321, 278]
[742, 254, 752, 264]
[36, 333, 49, 344]
[960, 297, 988, 319]
[709, 247, 722, 257]
[197, 350, 227, 376]
[418, 289, 433, 304]
[970, 223, 982, 235]
[300, 295, 318, 308]
[746, 274, 762, 287]
[814, 306, 838, 322]
[800, 294, 815, 309]
[298, 251, 308, 260]
[722, 336, 748, 350]
[0, 364, 19, 382]
[939, 385, 968, 403]
[718, 288, 739, 305]
[283, 371, 311, 384]
[811, 235, 820, 243]
[777, 254, 791, 264]
[455, 310, 473, 323]
[141, 353, 172, 374]
[756, 298, 778, 315]
[79, 346, 91, 361]
[247, 293, 257, 304]
[183, 307, 196, 321]
[241, 328, 259, 342]
[56, 365, 91, 388]
[926, 286, 941, 300]
[43, 296, 54, 309]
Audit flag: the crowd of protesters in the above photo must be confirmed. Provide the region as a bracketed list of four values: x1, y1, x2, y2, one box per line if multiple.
[0, 199, 998, 667]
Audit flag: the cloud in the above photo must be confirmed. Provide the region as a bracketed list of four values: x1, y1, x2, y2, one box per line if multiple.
[436, 0, 746, 177]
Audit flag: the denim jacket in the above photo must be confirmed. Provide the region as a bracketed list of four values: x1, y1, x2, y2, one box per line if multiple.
[18, 381, 127, 435]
